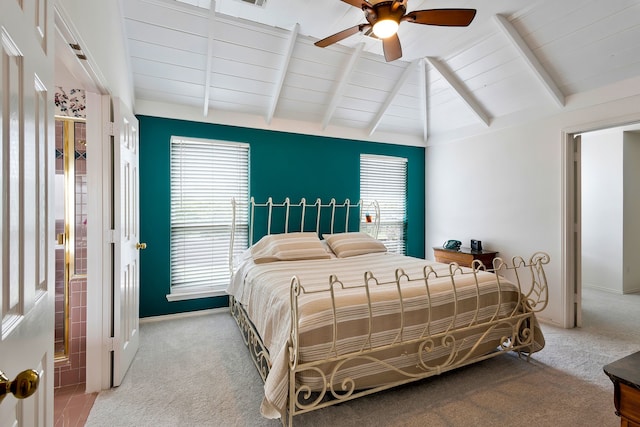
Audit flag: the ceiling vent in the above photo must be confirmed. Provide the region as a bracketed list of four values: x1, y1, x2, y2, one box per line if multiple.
[238, 0, 267, 7]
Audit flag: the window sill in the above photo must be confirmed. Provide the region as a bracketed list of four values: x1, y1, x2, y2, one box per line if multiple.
[166, 289, 227, 302]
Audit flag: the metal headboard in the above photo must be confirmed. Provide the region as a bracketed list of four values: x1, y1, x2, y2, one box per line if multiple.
[229, 197, 380, 273]
[247, 197, 379, 244]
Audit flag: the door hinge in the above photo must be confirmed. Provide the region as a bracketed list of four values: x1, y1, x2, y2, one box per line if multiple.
[105, 229, 116, 243]
[105, 337, 118, 352]
[104, 122, 115, 136]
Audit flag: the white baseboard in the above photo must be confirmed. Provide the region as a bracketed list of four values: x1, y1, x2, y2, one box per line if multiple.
[140, 306, 229, 324]
[582, 284, 623, 295]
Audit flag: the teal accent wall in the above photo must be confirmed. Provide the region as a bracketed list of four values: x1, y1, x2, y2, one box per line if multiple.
[138, 115, 425, 317]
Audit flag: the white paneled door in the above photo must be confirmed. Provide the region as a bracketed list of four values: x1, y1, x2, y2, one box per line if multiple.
[0, 0, 54, 426]
[111, 99, 141, 387]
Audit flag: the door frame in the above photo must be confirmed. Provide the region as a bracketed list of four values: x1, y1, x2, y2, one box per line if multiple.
[561, 114, 640, 328]
[85, 93, 113, 391]
[561, 132, 581, 328]
[54, 3, 121, 392]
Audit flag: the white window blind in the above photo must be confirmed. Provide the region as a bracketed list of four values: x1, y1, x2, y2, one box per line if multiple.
[360, 154, 407, 254]
[170, 137, 249, 296]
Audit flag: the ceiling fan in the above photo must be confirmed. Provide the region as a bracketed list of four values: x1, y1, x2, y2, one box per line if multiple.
[314, 0, 477, 62]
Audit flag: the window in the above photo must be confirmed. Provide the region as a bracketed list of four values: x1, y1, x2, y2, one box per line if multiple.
[170, 137, 249, 300]
[360, 154, 407, 254]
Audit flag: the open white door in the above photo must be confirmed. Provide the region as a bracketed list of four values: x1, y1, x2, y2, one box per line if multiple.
[0, 1, 54, 426]
[573, 134, 582, 327]
[111, 98, 141, 386]
[563, 132, 583, 328]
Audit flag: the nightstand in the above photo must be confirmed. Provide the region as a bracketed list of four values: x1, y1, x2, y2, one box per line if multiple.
[433, 247, 498, 269]
[604, 351, 640, 427]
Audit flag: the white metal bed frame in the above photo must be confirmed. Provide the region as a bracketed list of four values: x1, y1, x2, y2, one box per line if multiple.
[243, 196, 379, 244]
[229, 198, 550, 426]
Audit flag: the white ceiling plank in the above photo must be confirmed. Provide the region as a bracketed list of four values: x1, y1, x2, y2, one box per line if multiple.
[368, 60, 418, 136]
[322, 42, 364, 130]
[212, 41, 282, 68]
[282, 71, 334, 94]
[278, 85, 328, 105]
[135, 73, 210, 98]
[127, 39, 207, 69]
[210, 86, 270, 108]
[494, 14, 565, 108]
[135, 89, 202, 109]
[203, 1, 216, 116]
[209, 73, 273, 97]
[266, 23, 299, 125]
[125, 0, 209, 34]
[131, 58, 204, 84]
[419, 58, 428, 142]
[425, 56, 491, 128]
[211, 57, 280, 82]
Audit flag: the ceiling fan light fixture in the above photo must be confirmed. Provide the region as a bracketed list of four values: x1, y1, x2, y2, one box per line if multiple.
[372, 19, 398, 38]
[315, 2, 476, 62]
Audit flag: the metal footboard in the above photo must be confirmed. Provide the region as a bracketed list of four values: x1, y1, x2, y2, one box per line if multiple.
[231, 251, 550, 426]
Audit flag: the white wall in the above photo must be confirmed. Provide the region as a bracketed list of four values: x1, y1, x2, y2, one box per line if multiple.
[623, 131, 640, 294]
[427, 119, 563, 324]
[425, 75, 640, 327]
[580, 129, 640, 295]
[581, 129, 623, 293]
[56, 0, 134, 110]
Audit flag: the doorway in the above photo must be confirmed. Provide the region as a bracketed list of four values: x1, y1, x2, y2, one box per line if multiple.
[53, 112, 89, 387]
[564, 121, 640, 328]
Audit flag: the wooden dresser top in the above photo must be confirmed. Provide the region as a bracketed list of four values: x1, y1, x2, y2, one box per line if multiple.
[604, 351, 640, 389]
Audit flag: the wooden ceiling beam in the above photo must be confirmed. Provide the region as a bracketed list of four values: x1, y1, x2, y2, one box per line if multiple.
[266, 23, 299, 125]
[322, 43, 364, 130]
[369, 60, 417, 136]
[425, 56, 491, 127]
[419, 58, 429, 143]
[202, 1, 216, 116]
[494, 14, 565, 107]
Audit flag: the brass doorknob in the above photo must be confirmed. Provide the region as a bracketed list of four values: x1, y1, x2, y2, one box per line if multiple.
[136, 242, 147, 250]
[0, 369, 40, 404]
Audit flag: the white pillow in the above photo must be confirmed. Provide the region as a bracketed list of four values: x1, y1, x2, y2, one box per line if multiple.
[251, 232, 331, 264]
[322, 232, 387, 258]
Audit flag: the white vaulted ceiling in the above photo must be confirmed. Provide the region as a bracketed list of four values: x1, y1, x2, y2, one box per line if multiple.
[120, 0, 640, 145]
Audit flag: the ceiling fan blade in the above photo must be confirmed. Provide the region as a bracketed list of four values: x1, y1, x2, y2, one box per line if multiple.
[341, 0, 370, 9]
[382, 34, 402, 62]
[315, 24, 368, 47]
[404, 9, 477, 27]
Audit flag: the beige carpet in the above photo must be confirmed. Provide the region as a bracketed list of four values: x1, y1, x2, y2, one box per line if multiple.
[85, 288, 639, 426]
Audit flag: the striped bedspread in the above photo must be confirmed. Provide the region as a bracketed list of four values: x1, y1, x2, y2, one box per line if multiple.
[227, 252, 545, 419]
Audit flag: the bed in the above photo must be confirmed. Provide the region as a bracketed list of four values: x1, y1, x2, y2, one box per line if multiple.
[227, 197, 549, 426]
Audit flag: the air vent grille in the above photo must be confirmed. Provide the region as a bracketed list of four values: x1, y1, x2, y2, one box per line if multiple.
[239, 0, 266, 7]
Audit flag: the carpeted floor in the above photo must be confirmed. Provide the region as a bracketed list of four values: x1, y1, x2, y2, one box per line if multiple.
[85, 288, 640, 426]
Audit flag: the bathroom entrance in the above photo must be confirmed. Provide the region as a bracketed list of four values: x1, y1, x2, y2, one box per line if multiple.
[54, 113, 89, 387]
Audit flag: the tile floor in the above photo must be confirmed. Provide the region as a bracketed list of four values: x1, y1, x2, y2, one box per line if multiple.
[54, 384, 98, 427]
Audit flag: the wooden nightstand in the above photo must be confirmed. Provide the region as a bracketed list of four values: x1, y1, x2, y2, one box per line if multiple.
[433, 247, 498, 269]
[604, 351, 640, 427]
